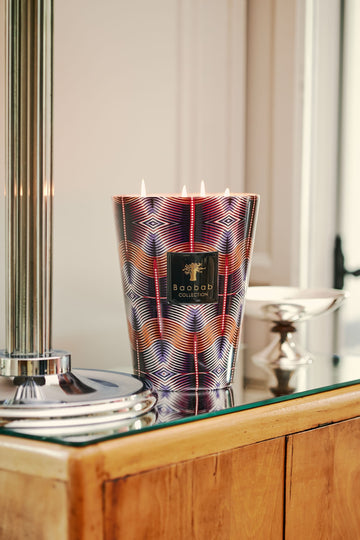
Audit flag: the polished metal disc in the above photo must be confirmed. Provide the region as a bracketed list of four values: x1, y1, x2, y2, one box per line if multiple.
[2, 410, 157, 440]
[0, 369, 157, 434]
[0, 350, 71, 377]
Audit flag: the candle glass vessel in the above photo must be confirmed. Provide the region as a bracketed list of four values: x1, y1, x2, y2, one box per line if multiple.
[113, 193, 259, 391]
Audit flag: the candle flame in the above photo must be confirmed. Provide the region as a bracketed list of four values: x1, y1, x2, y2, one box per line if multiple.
[224, 187, 230, 196]
[181, 185, 188, 197]
[20, 185, 23, 197]
[140, 178, 147, 197]
[200, 180, 206, 196]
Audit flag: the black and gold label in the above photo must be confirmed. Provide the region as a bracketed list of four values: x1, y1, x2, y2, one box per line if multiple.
[167, 252, 218, 304]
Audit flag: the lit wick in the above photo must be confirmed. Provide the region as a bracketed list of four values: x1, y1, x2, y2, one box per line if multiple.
[224, 187, 230, 196]
[181, 185, 188, 197]
[200, 180, 206, 196]
[140, 178, 147, 197]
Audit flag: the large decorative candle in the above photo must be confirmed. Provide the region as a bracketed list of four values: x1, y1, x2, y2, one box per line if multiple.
[113, 192, 259, 391]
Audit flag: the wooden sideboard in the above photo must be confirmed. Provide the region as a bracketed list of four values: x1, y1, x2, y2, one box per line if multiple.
[0, 384, 360, 539]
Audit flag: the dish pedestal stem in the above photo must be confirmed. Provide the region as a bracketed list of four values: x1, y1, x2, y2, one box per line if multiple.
[252, 322, 312, 396]
[254, 321, 312, 369]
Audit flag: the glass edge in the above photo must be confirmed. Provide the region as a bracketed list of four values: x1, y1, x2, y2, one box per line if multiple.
[1, 377, 360, 447]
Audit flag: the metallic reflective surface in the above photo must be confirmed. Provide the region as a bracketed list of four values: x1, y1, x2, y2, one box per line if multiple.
[6, 0, 54, 357]
[2, 1, 158, 431]
[245, 287, 348, 367]
[0, 350, 71, 377]
[0, 370, 157, 433]
[1, 353, 359, 445]
[0, 350, 360, 446]
[21, 411, 157, 441]
[246, 286, 348, 323]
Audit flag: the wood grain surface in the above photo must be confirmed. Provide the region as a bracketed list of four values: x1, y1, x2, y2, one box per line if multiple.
[0, 469, 68, 540]
[285, 416, 360, 539]
[100, 384, 360, 479]
[104, 437, 285, 540]
[0, 385, 359, 539]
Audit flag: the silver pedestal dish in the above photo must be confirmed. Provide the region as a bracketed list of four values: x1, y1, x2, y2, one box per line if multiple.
[246, 286, 348, 370]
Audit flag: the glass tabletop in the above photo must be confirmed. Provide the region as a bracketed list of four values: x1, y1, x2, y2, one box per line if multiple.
[1, 350, 360, 447]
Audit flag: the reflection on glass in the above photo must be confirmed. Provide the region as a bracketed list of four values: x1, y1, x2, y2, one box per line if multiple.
[156, 388, 234, 423]
[0, 353, 359, 446]
[252, 357, 308, 397]
[45, 411, 157, 444]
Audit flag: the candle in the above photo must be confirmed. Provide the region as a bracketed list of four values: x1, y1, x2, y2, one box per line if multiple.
[113, 189, 259, 391]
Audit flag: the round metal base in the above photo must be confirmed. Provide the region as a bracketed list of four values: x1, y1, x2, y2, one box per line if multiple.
[0, 369, 157, 435]
[0, 350, 71, 377]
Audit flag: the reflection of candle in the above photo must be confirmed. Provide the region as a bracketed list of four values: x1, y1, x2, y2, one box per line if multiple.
[113, 189, 259, 391]
[156, 387, 234, 422]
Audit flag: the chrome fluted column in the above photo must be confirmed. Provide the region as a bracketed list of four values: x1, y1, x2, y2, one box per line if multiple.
[0, 1, 156, 432]
[1, 0, 70, 375]
[6, 0, 53, 356]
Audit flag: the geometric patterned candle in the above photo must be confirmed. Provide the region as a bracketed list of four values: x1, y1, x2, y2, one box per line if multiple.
[113, 193, 259, 391]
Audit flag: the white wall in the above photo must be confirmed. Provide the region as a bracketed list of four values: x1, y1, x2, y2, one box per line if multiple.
[52, 0, 246, 370]
[52, 0, 178, 370]
[0, 0, 341, 377]
[0, 0, 246, 371]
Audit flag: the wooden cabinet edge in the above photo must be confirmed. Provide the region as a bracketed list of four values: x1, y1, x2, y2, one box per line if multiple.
[1, 383, 359, 483]
[0, 435, 72, 479]
[1, 384, 359, 539]
[97, 383, 360, 478]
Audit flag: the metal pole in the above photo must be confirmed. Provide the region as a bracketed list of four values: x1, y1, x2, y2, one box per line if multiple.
[1, 0, 70, 376]
[5, 0, 53, 356]
[0, 1, 155, 426]
[0, 0, 156, 425]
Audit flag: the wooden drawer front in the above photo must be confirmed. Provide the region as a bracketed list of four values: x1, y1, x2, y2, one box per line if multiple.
[104, 437, 285, 540]
[286, 417, 360, 539]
